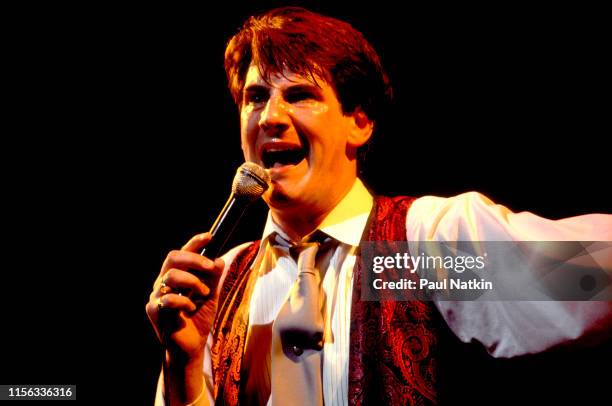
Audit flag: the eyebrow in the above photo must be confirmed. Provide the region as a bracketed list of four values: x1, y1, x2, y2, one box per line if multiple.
[284, 84, 323, 96]
[243, 83, 323, 96]
[244, 84, 269, 94]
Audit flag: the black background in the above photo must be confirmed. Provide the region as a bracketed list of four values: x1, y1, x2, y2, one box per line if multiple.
[2, 1, 610, 404]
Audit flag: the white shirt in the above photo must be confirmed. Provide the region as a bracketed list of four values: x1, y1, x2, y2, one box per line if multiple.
[245, 178, 373, 406]
[156, 180, 612, 406]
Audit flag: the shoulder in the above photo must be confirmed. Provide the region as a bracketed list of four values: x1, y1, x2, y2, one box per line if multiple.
[221, 241, 260, 271]
[409, 191, 499, 217]
[406, 191, 612, 241]
[217, 241, 261, 295]
[373, 195, 418, 218]
[406, 191, 513, 240]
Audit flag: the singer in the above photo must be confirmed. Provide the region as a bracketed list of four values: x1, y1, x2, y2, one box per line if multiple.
[146, 7, 612, 405]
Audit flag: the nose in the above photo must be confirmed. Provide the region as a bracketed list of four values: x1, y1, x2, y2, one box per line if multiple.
[258, 95, 290, 134]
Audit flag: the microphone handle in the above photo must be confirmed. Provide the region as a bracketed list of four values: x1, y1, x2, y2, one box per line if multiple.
[170, 194, 251, 305]
[200, 194, 250, 259]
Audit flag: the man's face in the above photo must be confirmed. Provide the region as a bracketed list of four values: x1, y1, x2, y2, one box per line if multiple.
[240, 63, 371, 220]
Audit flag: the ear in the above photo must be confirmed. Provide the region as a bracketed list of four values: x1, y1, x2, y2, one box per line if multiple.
[347, 108, 374, 148]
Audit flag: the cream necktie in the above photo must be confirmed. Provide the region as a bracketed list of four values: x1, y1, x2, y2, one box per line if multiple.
[271, 240, 325, 406]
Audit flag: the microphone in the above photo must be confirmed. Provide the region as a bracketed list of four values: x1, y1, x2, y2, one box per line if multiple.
[159, 163, 269, 398]
[170, 162, 269, 305]
[200, 162, 270, 259]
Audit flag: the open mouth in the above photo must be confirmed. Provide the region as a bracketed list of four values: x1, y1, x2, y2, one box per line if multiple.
[261, 147, 307, 169]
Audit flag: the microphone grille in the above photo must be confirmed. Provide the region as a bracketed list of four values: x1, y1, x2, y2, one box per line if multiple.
[232, 162, 270, 200]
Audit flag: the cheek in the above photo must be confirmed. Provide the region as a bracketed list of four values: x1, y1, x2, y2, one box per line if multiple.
[240, 106, 254, 132]
[309, 113, 351, 155]
[309, 102, 329, 116]
[240, 108, 259, 159]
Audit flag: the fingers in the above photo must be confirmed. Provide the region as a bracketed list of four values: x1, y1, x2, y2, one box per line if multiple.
[159, 248, 217, 279]
[181, 232, 212, 253]
[146, 287, 199, 324]
[160, 268, 211, 297]
[157, 293, 197, 313]
[146, 232, 226, 328]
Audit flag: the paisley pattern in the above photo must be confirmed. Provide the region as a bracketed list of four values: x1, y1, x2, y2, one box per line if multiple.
[348, 196, 440, 406]
[211, 196, 443, 405]
[211, 242, 260, 405]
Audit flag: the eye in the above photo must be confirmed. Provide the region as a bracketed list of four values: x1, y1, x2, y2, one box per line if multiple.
[244, 89, 268, 105]
[285, 90, 317, 103]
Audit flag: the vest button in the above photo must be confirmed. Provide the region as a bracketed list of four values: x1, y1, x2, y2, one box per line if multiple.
[292, 345, 303, 356]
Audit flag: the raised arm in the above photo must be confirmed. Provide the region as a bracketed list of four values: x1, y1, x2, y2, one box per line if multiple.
[406, 191, 612, 357]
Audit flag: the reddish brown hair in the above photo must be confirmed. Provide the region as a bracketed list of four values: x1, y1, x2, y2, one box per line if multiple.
[224, 6, 392, 129]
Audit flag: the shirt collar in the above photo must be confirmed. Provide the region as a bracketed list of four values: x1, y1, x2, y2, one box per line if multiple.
[261, 178, 373, 247]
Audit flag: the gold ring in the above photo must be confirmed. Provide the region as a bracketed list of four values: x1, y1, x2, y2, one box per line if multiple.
[160, 282, 171, 295]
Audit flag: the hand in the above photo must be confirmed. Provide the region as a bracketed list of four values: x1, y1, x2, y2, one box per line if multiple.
[146, 232, 224, 361]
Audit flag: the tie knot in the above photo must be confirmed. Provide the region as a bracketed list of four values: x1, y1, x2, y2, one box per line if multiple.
[291, 242, 320, 272]
[270, 231, 335, 271]
[271, 231, 331, 251]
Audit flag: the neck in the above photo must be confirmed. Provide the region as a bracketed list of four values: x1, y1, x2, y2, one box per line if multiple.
[270, 179, 356, 241]
[271, 210, 327, 242]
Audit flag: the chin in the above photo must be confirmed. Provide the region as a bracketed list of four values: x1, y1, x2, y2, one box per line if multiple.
[270, 193, 296, 209]
[266, 185, 305, 211]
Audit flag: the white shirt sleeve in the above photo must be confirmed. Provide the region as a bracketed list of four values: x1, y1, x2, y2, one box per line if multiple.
[406, 191, 612, 357]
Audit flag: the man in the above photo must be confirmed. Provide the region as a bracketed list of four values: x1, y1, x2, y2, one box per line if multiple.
[146, 7, 612, 405]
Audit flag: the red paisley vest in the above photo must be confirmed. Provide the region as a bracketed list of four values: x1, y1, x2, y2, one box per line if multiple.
[210, 196, 443, 405]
